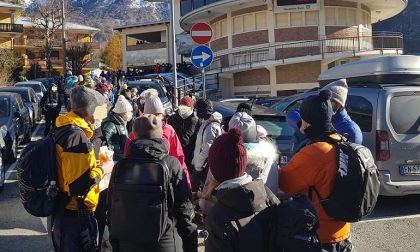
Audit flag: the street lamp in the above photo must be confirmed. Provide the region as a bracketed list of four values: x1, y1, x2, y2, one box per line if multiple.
[147, 0, 178, 107]
[61, 0, 67, 78]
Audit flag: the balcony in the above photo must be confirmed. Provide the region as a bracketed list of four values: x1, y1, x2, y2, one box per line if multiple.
[126, 42, 167, 51]
[208, 32, 404, 73]
[0, 23, 23, 33]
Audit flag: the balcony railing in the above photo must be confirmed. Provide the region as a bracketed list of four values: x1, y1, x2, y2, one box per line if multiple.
[208, 32, 404, 73]
[0, 23, 23, 33]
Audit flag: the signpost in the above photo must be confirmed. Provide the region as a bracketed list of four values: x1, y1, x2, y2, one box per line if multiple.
[190, 23, 213, 98]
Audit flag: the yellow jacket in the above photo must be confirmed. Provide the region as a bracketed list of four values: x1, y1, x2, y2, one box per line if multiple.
[55, 112, 103, 211]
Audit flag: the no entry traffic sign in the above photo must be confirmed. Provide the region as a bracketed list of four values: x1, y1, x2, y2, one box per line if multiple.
[190, 23, 213, 45]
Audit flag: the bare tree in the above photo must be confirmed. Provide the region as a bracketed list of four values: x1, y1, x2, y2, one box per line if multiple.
[31, 0, 64, 77]
[67, 43, 93, 76]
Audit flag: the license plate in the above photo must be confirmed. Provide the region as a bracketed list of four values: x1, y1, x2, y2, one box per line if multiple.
[400, 165, 420, 175]
[280, 155, 290, 166]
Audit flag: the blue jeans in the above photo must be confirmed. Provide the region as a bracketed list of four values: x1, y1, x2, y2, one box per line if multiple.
[322, 238, 354, 252]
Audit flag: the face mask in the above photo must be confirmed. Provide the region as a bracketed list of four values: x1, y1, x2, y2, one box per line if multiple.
[122, 113, 133, 122]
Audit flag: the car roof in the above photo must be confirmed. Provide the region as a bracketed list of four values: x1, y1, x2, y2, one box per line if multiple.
[212, 101, 283, 116]
[128, 81, 161, 86]
[0, 87, 32, 92]
[15, 81, 42, 85]
[0, 92, 19, 97]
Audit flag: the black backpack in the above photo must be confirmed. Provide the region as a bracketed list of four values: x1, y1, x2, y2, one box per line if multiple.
[311, 136, 380, 222]
[109, 157, 174, 243]
[269, 195, 321, 252]
[16, 127, 79, 217]
[222, 193, 320, 252]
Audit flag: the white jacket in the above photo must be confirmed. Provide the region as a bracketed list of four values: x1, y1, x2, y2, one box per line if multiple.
[192, 112, 223, 171]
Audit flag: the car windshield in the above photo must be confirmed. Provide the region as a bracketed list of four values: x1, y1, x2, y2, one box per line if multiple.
[254, 117, 294, 140]
[1, 90, 29, 102]
[390, 95, 420, 134]
[0, 97, 10, 117]
[16, 84, 41, 93]
[130, 83, 166, 98]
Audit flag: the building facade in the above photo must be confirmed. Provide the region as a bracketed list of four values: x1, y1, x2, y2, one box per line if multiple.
[14, 17, 100, 75]
[115, 21, 171, 73]
[177, 0, 407, 96]
[0, 1, 23, 49]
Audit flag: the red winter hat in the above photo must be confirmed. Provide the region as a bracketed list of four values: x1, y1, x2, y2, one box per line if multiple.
[209, 128, 247, 182]
[180, 96, 194, 108]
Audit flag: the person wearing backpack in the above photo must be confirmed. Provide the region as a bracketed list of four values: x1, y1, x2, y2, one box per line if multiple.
[102, 95, 133, 162]
[107, 115, 198, 252]
[167, 96, 198, 175]
[51, 86, 113, 252]
[41, 84, 62, 136]
[191, 98, 223, 192]
[123, 89, 191, 188]
[204, 128, 279, 252]
[321, 79, 363, 145]
[278, 90, 353, 252]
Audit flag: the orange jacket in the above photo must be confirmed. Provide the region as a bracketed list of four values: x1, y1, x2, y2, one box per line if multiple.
[278, 134, 350, 244]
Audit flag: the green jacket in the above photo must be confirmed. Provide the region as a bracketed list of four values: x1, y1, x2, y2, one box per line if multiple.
[102, 112, 128, 161]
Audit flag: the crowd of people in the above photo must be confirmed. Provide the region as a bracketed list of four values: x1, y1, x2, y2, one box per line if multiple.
[46, 75, 364, 252]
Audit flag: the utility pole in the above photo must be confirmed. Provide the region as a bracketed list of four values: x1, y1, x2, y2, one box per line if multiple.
[170, 0, 178, 107]
[61, 0, 67, 78]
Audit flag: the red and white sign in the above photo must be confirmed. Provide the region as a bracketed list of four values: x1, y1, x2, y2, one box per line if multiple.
[190, 23, 213, 45]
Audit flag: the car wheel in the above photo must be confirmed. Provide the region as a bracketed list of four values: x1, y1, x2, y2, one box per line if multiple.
[0, 158, 5, 193]
[23, 126, 32, 144]
[4, 138, 17, 164]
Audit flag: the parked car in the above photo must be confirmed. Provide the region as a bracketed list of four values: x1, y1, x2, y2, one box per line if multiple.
[14, 81, 47, 100]
[0, 130, 5, 192]
[0, 93, 31, 163]
[212, 101, 294, 166]
[144, 73, 196, 92]
[273, 55, 420, 196]
[33, 77, 57, 90]
[0, 87, 41, 126]
[127, 80, 174, 115]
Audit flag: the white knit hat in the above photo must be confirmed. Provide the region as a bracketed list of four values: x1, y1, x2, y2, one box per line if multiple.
[78, 75, 84, 82]
[229, 112, 258, 143]
[143, 89, 164, 114]
[321, 79, 348, 106]
[113, 95, 133, 114]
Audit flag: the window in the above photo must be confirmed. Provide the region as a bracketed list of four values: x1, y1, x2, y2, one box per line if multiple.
[347, 9, 357, 26]
[276, 13, 289, 28]
[243, 14, 254, 32]
[346, 95, 373, 132]
[305, 11, 318, 25]
[255, 12, 267, 30]
[214, 22, 221, 39]
[221, 19, 228, 37]
[0, 98, 9, 117]
[337, 8, 347, 25]
[285, 99, 304, 114]
[325, 7, 337, 25]
[362, 11, 371, 28]
[233, 16, 243, 34]
[390, 95, 420, 134]
[290, 12, 304, 27]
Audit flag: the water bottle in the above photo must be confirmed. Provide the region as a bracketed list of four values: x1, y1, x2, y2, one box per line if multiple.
[46, 180, 59, 198]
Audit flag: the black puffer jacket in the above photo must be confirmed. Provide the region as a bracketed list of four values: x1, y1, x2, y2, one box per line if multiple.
[168, 108, 198, 166]
[107, 138, 197, 252]
[40, 89, 61, 114]
[205, 180, 279, 252]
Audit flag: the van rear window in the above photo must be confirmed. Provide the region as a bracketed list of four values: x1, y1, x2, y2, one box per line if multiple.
[390, 95, 420, 134]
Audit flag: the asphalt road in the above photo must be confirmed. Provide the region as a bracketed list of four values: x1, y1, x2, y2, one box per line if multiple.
[1, 121, 420, 252]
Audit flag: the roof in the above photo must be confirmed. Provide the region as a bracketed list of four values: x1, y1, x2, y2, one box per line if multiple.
[114, 20, 170, 31]
[0, 2, 24, 10]
[0, 92, 19, 97]
[318, 55, 420, 82]
[212, 101, 282, 116]
[17, 17, 100, 32]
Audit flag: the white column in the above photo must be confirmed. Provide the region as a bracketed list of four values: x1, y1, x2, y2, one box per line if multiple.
[266, 66, 277, 96]
[318, 0, 326, 39]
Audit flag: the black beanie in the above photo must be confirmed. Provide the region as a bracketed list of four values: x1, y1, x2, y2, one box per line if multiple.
[236, 103, 252, 116]
[299, 90, 334, 139]
[195, 98, 213, 119]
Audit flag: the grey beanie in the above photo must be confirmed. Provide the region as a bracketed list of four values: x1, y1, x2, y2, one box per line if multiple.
[321, 79, 348, 106]
[71, 86, 107, 117]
